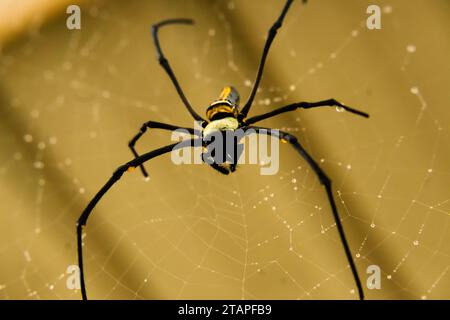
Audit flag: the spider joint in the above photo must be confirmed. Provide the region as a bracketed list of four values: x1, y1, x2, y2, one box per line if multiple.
[270, 22, 282, 33]
[158, 57, 168, 66]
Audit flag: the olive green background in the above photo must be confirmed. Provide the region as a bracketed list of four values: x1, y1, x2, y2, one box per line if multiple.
[0, 0, 449, 299]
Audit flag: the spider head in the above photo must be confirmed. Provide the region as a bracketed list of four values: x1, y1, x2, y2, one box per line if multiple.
[206, 86, 240, 121]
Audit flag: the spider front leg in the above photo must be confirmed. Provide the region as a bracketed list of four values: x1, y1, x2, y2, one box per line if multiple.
[245, 99, 369, 125]
[241, 0, 308, 117]
[128, 121, 200, 178]
[152, 19, 205, 122]
[77, 138, 201, 300]
[249, 126, 364, 300]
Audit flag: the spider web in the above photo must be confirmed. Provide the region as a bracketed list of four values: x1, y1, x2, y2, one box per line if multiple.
[0, 0, 449, 299]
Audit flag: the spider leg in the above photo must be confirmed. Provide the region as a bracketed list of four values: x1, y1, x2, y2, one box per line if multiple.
[77, 138, 201, 300]
[240, 0, 307, 117]
[128, 121, 201, 178]
[245, 99, 369, 125]
[152, 19, 205, 122]
[201, 150, 231, 175]
[249, 126, 364, 300]
[210, 163, 231, 175]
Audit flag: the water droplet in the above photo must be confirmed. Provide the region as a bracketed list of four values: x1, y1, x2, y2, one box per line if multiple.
[24, 134, 33, 143]
[33, 161, 44, 169]
[406, 45, 416, 53]
[37, 142, 46, 150]
[383, 5, 393, 14]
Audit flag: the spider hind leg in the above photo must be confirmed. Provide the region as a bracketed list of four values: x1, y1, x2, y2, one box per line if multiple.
[209, 163, 231, 175]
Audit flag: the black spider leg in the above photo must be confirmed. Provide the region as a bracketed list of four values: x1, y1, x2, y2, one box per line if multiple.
[208, 162, 231, 175]
[77, 138, 201, 300]
[152, 19, 205, 122]
[129, 121, 201, 178]
[245, 99, 369, 125]
[240, 0, 307, 118]
[249, 126, 364, 300]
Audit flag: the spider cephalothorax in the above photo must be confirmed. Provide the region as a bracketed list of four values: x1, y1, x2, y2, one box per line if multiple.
[206, 86, 240, 121]
[77, 0, 369, 301]
[203, 86, 241, 136]
[202, 86, 243, 174]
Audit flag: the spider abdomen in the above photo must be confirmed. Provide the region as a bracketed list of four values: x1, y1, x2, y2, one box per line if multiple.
[203, 117, 239, 138]
[202, 117, 243, 172]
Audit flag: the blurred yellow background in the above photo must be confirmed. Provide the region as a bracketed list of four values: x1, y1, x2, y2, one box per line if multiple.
[0, 0, 449, 299]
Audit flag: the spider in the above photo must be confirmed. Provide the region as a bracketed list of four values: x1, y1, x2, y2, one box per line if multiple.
[77, 0, 369, 300]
